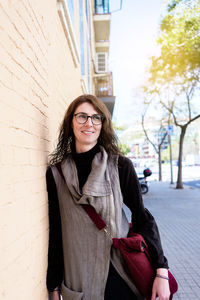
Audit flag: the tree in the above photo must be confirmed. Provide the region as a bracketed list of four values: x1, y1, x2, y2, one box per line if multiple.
[152, 0, 200, 83]
[146, 0, 200, 188]
[119, 143, 131, 155]
[159, 85, 200, 187]
[141, 104, 168, 181]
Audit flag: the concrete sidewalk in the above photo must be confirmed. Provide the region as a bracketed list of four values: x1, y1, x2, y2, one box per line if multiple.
[143, 181, 200, 300]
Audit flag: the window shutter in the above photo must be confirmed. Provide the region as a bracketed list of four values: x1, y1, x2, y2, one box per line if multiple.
[96, 52, 107, 73]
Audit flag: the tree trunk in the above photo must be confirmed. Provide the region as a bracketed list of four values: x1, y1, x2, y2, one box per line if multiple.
[158, 147, 162, 181]
[176, 125, 187, 189]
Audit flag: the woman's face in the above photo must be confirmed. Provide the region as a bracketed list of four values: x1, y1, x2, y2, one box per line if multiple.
[72, 102, 102, 153]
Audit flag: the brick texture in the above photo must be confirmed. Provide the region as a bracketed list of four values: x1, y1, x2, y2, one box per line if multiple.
[0, 0, 85, 299]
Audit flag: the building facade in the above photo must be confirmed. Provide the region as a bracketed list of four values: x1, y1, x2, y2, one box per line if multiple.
[0, 1, 113, 299]
[93, 0, 116, 114]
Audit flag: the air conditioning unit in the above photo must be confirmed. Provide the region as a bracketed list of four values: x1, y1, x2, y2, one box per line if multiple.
[96, 52, 107, 73]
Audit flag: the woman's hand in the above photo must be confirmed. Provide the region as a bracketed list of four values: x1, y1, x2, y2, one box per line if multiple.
[151, 268, 170, 300]
[51, 290, 61, 300]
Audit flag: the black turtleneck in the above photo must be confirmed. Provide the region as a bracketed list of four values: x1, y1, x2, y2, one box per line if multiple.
[46, 144, 168, 292]
[72, 143, 100, 189]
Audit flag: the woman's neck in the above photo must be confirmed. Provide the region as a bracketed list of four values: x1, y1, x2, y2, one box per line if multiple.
[72, 144, 100, 162]
[75, 142, 97, 154]
[72, 143, 100, 189]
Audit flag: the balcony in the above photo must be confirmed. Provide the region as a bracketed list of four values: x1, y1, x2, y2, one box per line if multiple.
[93, 1, 115, 115]
[94, 0, 110, 14]
[93, 0, 111, 54]
[95, 72, 115, 115]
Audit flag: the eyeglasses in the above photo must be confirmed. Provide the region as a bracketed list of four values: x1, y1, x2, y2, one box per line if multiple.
[74, 113, 104, 125]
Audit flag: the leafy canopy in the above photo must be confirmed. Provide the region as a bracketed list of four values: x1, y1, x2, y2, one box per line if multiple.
[150, 0, 200, 84]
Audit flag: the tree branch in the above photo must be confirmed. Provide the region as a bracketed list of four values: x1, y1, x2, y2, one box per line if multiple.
[186, 86, 193, 120]
[160, 99, 181, 127]
[187, 113, 200, 126]
[142, 114, 158, 153]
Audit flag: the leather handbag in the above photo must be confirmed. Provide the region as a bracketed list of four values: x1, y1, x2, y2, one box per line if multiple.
[112, 230, 178, 300]
[81, 204, 178, 300]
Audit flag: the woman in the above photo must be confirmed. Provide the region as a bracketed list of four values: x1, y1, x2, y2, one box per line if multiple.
[46, 94, 170, 300]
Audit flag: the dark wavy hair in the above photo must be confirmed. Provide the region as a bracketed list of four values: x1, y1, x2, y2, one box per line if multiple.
[49, 94, 121, 165]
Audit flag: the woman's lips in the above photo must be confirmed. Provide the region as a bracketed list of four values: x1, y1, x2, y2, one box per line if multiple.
[81, 130, 94, 135]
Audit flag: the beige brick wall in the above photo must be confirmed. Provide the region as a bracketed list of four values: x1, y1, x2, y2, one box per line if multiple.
[0, 0, 88, 299]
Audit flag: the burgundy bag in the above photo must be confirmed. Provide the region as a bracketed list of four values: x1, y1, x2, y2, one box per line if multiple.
[113, 231, 178, 300]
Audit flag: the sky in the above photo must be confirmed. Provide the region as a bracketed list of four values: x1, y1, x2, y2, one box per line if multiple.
[109, 0, 168, 126]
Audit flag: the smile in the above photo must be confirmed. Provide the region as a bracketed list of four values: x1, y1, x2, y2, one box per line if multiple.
[81, 130, 94, 134]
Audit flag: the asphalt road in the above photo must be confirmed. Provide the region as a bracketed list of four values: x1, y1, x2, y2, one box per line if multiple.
[183, 179, 200, 189]
[136, 165, 200, 184]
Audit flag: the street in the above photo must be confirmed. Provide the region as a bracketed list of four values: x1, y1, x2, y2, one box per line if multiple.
[183, 179, 200, 189]
[140, 165, 200, 186]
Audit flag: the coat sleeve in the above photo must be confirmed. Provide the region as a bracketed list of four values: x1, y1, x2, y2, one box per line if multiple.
[46, 167, 64, 291]
[118, 156, 169, 269]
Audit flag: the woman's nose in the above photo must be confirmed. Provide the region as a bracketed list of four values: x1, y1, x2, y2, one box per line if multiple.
[85, 116, 93, 126]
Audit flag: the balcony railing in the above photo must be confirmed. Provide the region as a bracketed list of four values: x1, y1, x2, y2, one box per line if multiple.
[94, 0, 110, 14]
[95, 72, 113, 97]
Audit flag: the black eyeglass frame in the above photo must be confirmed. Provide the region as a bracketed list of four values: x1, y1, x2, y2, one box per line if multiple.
[74, 113, 104, 125]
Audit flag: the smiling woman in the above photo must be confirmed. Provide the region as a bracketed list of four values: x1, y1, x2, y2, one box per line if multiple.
[46, 94, 170, 300]
[72, 103, 103, 153]
[48, 94, 119, 165]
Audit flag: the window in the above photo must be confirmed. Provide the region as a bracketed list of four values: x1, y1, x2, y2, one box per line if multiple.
[79, 0, 85, 75]
[67, 0, 74, 27]
[57, 0, 80, 67]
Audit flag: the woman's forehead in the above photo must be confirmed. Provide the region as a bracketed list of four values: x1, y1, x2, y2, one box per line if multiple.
[74, 102, 98, 114]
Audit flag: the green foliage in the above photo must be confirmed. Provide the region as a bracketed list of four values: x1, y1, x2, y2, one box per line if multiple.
[162, 140, 179, 161]
[112, 123, 128, 131]
[119, 143, 131, 155]
[151, 0, 200, 84]
[145, 0, 200, 125]
[167, 0, 182, 12]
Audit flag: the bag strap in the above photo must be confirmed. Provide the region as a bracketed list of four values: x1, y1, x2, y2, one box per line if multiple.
[81, 204, 107, 230]
[55, 163, 107, 231]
